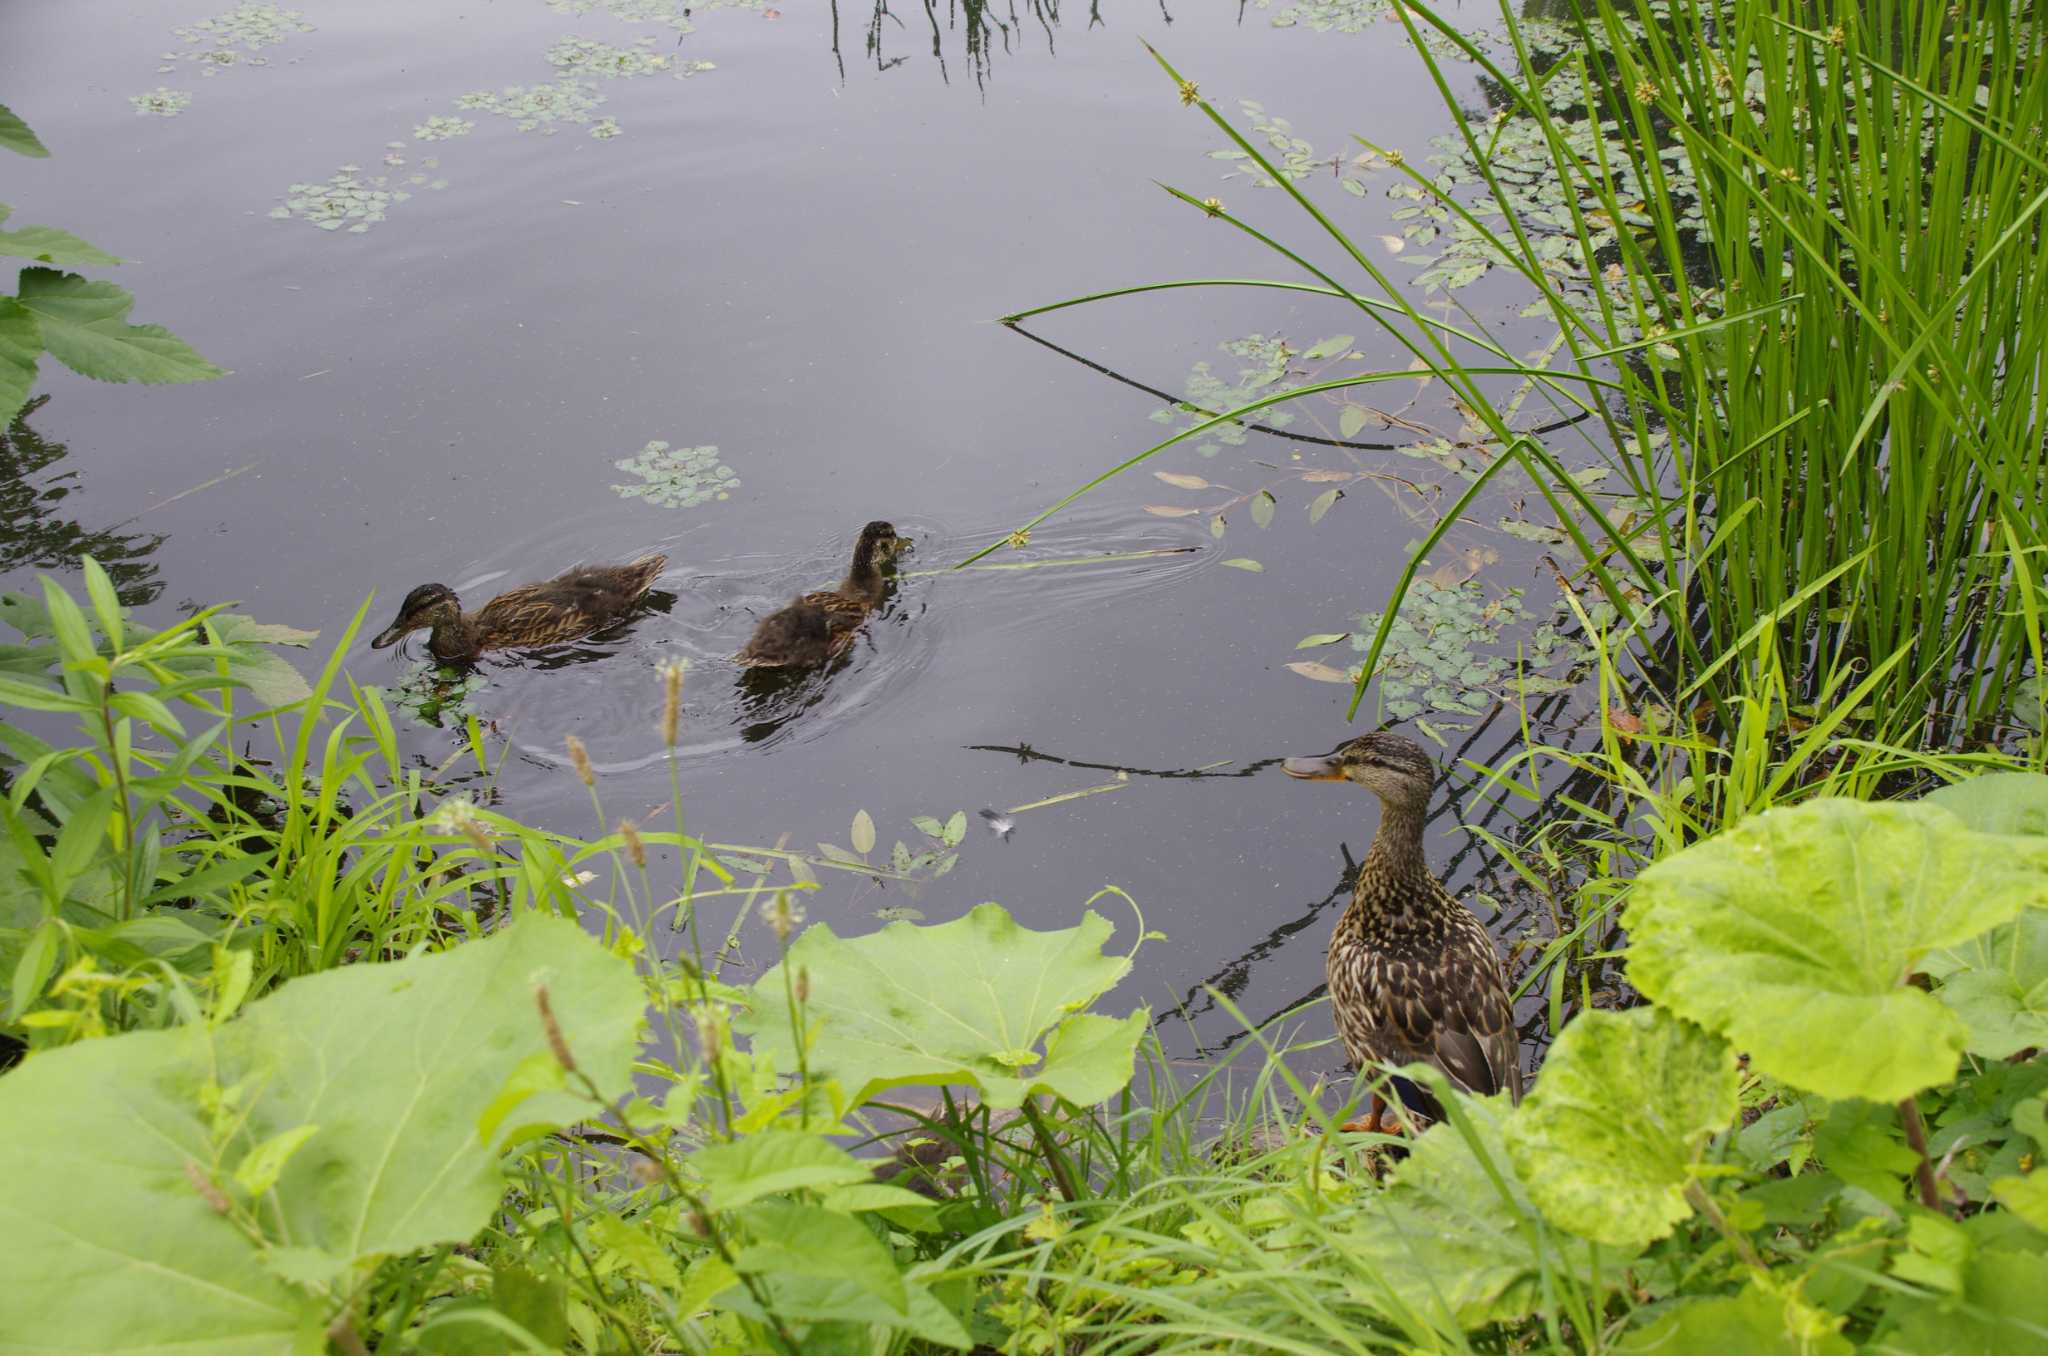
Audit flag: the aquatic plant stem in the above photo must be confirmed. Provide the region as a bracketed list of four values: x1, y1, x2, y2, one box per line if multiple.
[1021, 1095, 1082, 1203]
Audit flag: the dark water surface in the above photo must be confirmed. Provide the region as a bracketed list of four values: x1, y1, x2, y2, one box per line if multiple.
[1, 1, 1582, 1066]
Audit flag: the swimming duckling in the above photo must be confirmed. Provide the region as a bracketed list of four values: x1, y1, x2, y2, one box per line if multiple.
[736, 522, 910, 668]
[371, 555, 667, 663]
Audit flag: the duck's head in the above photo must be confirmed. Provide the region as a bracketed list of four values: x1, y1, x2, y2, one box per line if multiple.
[854, 521, 912, 569]
[371, 583, 461, 649]
[1283, 732, 1435, 807]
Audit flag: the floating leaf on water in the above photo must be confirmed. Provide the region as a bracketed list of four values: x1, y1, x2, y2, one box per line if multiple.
[1142, 504, 1202, 518]
[1220, 558, 1264, 572]
[910, 815, 944, 840]
[1339, 406, 1371, 439]
[1378, 233, 1406, 254]
[1308, 487, 1342, 524]
[874, 906, 924, 923]
[128, 88, 192, 118]
[458, 78, 607, 135]
[1153, 471, 1210, 490]
[1250, 490, 1276, 528]
[942, 811, 967, 847]
[412, 115, 473, 142]
[1296, 633, 1350, 649]
[1301, 468, 1353, 482]
[1287, 661, 1352, 683]
[1209, 515, 1227, 539]
[1498, 518, 1569, 544]
[849, 810, 876, 856]
[546, 36, 676, 78]
[1303, 334, 1354, 360]
[612, 441, 741, 510]
[1153, 333, 1303, 456]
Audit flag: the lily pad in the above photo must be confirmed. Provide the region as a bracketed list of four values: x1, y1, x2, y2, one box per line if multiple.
[1623, 798, 2048, 1103]
[738, 902, 1144, 1110]
[1504, 1007, 1737, 1248]
[612, 441, 740, 510]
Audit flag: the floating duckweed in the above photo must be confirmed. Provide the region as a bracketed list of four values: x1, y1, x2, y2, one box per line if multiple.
[129, 87, 193, 117]
[166, 3, 314, 75]
[1149, 333, 1300, 457]
[1252, 0, 1478, 56]
[388, 661, 485, 728]
[546, 36, 674, 79]
[546, 0, 696, 32]
[588, 117, 623, 140]
[411, 114, 474, 142]
[458, 79, 606, 134]
[678, 59, 717, 77]
[270, 159, 442, 234]
[612, 442, 741, 510]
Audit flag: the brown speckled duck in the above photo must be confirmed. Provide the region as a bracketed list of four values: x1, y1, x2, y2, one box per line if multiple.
[1284, 732, 1522, 1133]
[736, 522, 910, 668]
[371, 555, 667, 663]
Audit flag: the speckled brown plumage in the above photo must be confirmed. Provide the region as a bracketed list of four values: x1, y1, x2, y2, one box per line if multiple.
[370, 555, 666, 663]
[1285, 732, 1521, 1132]
[736, 522, 910, 668]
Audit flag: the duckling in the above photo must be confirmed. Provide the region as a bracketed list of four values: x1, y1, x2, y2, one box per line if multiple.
[1283, 732, 1522, 1133]
[736, 522, 910, 668]
[370, 555, 667, 663]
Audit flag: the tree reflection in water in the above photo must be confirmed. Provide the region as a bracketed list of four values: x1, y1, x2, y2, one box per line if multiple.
[0, 396, 165, 607]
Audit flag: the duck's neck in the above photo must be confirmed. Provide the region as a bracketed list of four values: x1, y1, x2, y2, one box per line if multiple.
[427, 610, 482, 661]
[840, 545, 887, 604]
[1355, 796, 1436, 899]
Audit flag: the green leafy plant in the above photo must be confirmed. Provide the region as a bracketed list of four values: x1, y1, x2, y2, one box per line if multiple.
[0, 103, 223, 426]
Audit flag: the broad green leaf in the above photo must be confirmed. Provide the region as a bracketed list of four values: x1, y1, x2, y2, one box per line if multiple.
[1928, 908, 2048, 1058]
[1615, 1283, 1854, 1355]
[1622, 799, 2048, 1102]
[1250, 490, 1276, 528]
[588, 1213, 680, 1288]
[689, 1130, 875, 1210]
[1331, 1093, 1629, 1328]
[0, 104, 48, 158]
[232, 1124, 320, 1199]
[734, 1200, 907, 1314]
[1992, 1172, 2048, 1231]
[0, 914, 642, 1352]
[1307, 487, 1341, 524]
[0, 222, 123, 268]
[942, 810, 966, 847]
[1925, 771, 2048, 838]
[15, 268, 224, 387]
[739, 903, 1142, 1110]
[911, 815, 944, 839]
[1505, 1008, 1738, 1248]
[1303, 334, 1353, 360]
[0, 296, 37, 425]
[1880, 1223, 2048, 1356]
[1339, 405, 1370, 439]
[850, 809, 876, 856]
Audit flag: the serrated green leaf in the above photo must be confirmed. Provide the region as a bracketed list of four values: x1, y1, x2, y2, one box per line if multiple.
[1504, 1008, 1737, 1248]
[15, 268, 224, 387]
[1928, 908, 2048, 1058]
[734, 1200, 906, 1314]
[0, 296, 38, 425]
[1615, 1283, 1854, 1355]
[689, 1130, 874, 1210]
[1626, 800, 2048, 1101]
[738, 903, 1141, 1110]
[0, 104, 48, 158]
[0, 223, 122, 268]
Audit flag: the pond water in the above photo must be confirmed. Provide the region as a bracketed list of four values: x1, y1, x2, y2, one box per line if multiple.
[1, 0, 1600, 1072]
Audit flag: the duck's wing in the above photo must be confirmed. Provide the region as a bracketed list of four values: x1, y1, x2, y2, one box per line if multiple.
[1357, 915, 1520, 1105]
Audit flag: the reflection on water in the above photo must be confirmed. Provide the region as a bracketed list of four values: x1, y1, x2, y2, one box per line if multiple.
[0, 398, 164, 607]
[833, 0, 1137, 84]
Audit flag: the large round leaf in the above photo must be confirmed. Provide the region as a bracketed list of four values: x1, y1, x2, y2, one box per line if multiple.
[1924, 770, 2048, 838]
[1504, 1007, 1737, 1248]
[1622, 798, 2048, 1102]
[739, 903, 1143, 1110]
[0, 913, 643, 1353]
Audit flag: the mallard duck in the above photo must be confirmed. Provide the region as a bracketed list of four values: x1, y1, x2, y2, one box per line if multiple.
[736, 521, 910, 668]
[1284, 732, 1522, 1133]
[370, 555, 667, 663]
